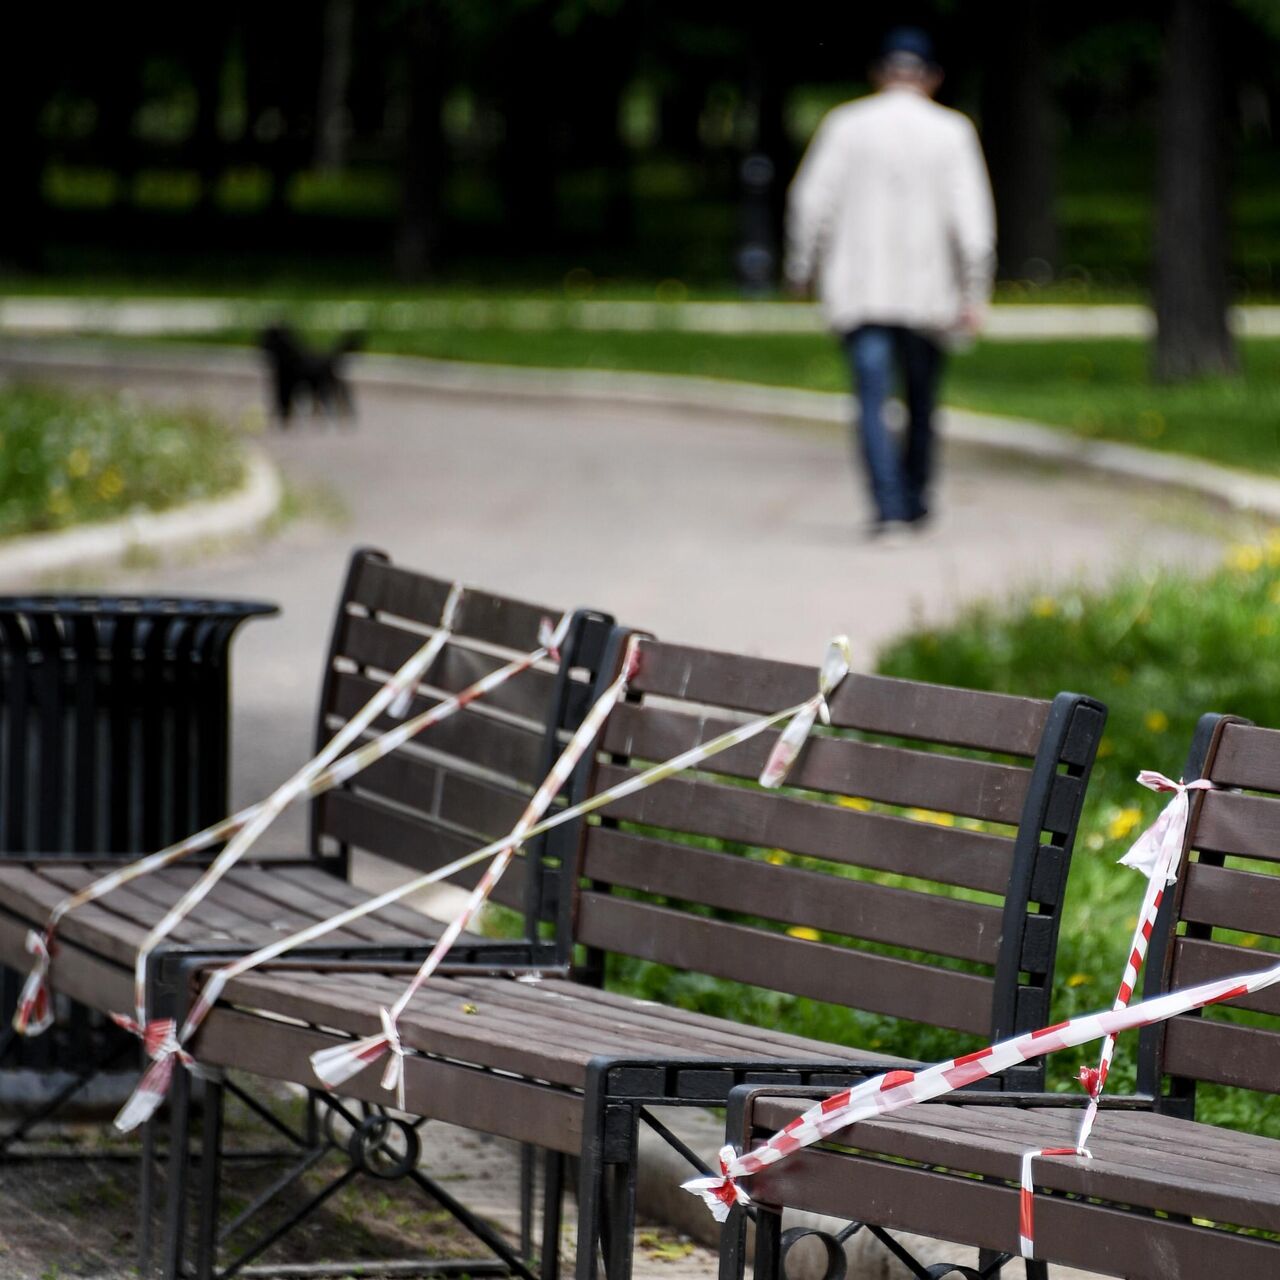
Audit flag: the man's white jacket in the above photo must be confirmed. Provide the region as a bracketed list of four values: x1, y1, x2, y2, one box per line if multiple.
[786, 87, 995, 336]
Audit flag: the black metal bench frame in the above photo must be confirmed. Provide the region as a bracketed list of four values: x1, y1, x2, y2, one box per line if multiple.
[716, 710, 1280, 1280]
[167, 628, 1106, 1280]
[0, 550, 617, 1279]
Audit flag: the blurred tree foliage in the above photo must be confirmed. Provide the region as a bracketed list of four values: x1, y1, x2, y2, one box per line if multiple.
[6, 2, 1280, 370]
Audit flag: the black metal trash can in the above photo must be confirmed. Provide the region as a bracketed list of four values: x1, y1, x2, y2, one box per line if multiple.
[0, 594, 276, 1103]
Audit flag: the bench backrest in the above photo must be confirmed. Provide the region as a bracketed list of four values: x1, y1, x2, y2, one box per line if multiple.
[571, 635, 1105, 1082]
[310, 547, 613, 947]
[1139, 713, 1280, 1115]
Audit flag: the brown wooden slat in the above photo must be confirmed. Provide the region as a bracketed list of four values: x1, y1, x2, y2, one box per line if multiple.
[1168, 937, 1280, 1018]
[580, 833, 1002, 964]
[350, 751, 531, 841]
[266, 865, 456, 941]
[1180, 861, 1280, 937]
[350, 559, 554, 654]
[0, 865, 146, 966]
[330, 671, 544, 785]
[347, 559, 455, 630]
[318, 791, 527, 911]
[599, 704, 1030, 824]
[1162, 1014, 1280, 1094]
[748, 1097, 1280, 1252]
[194, 1005, 583, 1153]
[632, 640, 1049, 756]
[336, 614, 557, 725]
[0, 912, 133, 1016]
[575, 894, 993, 1034]
[586, 770, 1018, 895]
[748, 1139, 1278, 1278]
[1209, 722, 1280, 791]
[1192, 788, 1280, 861]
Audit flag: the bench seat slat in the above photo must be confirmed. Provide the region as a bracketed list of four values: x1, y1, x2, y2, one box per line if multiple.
[599, 704, 1030, 825]
[350, 559, 554, 655]
[318, 791, 527, 911]
[588, 767, 1018, 895]
[748, 1095, 1280, 1234]
[580, 828, 1003, 965]
[631, 640, 1049, 756]
[575, 893, 993, 1034]
[1180, 861, 1280, 937]
[336, 614, 557, 726]
[329, 672, 545, 786]
[350, 751, 531, 841]
[219, 969, 893, 1090]
[1190, 788, 1280, 860]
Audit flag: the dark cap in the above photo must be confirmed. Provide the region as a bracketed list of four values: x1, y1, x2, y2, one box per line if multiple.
[880, 26, 937, 66]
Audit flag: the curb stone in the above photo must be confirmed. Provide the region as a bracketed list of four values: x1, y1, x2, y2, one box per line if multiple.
[3, 338, 1277, 526]
[0, 442, 280, 587]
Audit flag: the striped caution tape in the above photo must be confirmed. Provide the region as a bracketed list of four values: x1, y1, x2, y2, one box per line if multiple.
[111, 637, 850, 1131]
[683, 951, 1277, 1225]
[1014, 770, 1213, 1257]
[312, 634, 643, 1107]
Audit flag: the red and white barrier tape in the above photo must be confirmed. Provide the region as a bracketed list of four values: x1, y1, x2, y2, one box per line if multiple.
[124, 582, 467, 1031]
[1016, 769, 1212, 1257]
[312, 635, 644, 1106]
[683, 952, 1276, 1224]
[110, 636, 850, 1131]
[759, 639, 851, 789]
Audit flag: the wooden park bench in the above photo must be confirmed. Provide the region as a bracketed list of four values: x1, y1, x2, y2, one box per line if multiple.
[0, 548, 615, 1264]
[165, 633, 1105, 1280]
[720, 711, 1280, 1280]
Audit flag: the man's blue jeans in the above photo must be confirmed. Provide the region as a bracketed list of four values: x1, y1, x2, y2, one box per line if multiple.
[843, 325, 944, 525]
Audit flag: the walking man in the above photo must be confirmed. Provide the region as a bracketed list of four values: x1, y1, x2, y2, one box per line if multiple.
[786, 28, 995, 541]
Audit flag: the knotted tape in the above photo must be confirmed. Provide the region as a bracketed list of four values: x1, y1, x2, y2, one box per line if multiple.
[758, 637, 851, 789]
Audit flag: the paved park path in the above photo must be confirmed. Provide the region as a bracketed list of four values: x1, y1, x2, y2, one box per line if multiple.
[17, 350, 1239, 858]
[0, 346, 1243, 1278]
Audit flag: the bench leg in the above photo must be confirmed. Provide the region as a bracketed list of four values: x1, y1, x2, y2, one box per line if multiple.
[575, 1099, 639, 1280]
[752, 1205, 783, 1280]
[719, 1205, 752, 1280]
[194, 1075, 225, 1280]
[161, 1063, 195, 1280]
[541, 1149, 565, 1280]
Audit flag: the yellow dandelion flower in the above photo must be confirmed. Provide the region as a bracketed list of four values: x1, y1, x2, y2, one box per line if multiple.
[1241, 934, 1260, 949]
[837, 795, 872, 812]
[1144, 710, 1169, 734]
[765, 850, 787, 865]
[1066, 973, 1092, 988]
[66, 447, 91, 478]
[1108, 808, 1143, 841]
[96, 465, 124, 500]
[907, 807, 955, 827]
[1031, 596, 1057, 618]
[1226, 543, 1264, 573]
[786, 926, 822, 942]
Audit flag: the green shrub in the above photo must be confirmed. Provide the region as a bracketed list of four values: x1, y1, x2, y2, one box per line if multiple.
[0, 384, 244, 538]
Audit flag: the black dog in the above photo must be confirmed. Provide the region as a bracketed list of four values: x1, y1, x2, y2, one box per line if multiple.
[259, 324, 363, 426]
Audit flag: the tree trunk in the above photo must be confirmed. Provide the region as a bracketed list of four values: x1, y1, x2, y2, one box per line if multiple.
[315, 0, 355, 172]
[1153, 0, 1237, 381]
[980, 0, 1057, 281]
[394, 1, 447, 281]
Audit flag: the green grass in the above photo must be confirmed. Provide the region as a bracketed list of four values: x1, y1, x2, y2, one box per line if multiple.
[878, 546, 1280, 1131]
[183, 323, 1280, 474]
[0, 385, 245, 538]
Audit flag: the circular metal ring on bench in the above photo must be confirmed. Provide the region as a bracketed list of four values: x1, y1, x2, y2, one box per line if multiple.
[347, 1113, 421, 1180]
[779, 1227, 848, 1280]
